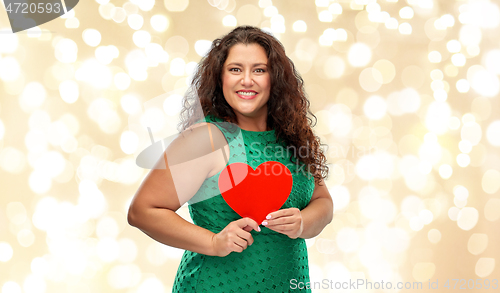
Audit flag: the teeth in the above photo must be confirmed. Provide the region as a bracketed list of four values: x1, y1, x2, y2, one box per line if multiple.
[238, 91, 256, 96]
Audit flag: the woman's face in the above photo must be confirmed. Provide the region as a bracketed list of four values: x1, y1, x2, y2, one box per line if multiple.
[221, 43, 271, 120]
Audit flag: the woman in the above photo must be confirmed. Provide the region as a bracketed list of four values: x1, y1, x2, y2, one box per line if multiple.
[128, 26, 333, 292]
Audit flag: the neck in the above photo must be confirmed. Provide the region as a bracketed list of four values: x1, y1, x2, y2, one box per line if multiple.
[234, 112, 268, 132]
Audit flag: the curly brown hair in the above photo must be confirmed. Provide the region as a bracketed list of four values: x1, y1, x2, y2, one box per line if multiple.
[177, 25, 329, 185]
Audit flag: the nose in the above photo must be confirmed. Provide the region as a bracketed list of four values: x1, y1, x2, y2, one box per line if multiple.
[241, 71, 254, 87]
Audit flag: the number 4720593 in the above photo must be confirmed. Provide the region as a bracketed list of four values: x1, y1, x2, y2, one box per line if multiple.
[5, 2, 62, 14]
[443, 279, 498, 289]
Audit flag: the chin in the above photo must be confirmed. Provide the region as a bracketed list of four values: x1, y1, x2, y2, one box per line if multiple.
[236, 109, 257, 116]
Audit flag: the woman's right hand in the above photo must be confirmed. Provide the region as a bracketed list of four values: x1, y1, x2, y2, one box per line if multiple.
[211, 217, 261, 257]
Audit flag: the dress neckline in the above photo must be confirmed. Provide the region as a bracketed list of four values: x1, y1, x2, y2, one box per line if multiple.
[240, 128, 275, 133]
[207, 114, 274, 134]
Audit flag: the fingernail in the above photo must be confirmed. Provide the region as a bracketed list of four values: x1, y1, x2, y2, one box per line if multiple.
[262, 221, 268, 225]
[266, 215, 271, 219]
[257, 226, 261, 232]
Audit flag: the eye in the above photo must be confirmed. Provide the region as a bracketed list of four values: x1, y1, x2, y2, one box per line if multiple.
[255, 68, 266, 73]
[229, 68, 241, 72]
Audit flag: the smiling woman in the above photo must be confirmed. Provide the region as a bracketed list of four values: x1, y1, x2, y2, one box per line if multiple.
[221, 43, 271, 130]
[127, 26, 332, 293]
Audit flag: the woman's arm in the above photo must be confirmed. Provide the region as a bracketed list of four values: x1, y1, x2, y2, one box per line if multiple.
[127, 123, 259, 257]
[298, 178, 333, 239]
[128, 155, 218, 255]
[128, 124, 221, 256]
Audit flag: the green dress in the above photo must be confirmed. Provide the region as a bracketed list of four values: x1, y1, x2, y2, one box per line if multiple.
[172, 114, 315, 293]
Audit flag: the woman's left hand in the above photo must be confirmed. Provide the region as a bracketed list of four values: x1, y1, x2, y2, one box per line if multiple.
[261, 208, 303, 239]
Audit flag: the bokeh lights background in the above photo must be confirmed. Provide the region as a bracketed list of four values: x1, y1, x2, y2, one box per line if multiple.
[1, 0, 500, 292]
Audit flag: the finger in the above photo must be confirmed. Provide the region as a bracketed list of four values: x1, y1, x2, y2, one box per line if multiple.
[236, 229, 254, 246]
[271, 224, 293, 232]
[267, 209, 293, 220]
[263, 225, 285, 234]
[232, 242, 244, 253]
[232, 235, 248, 250]
[242, 225, 254, 232]
[266, 211, 280, 220]
[238, 217, 260, 232]
[263, 216, 295, 226]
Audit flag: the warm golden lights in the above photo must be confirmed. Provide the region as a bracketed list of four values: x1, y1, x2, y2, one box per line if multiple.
[0, 0, 499, 291]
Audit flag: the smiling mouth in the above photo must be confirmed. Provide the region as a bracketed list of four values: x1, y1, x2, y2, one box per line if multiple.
[236, 91, 257, 96]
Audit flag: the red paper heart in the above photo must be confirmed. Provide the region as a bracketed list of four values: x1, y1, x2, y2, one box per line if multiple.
[218, 161, 293, 224]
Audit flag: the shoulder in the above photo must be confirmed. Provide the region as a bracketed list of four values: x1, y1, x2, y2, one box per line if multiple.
[185, 114, 223, 130]
[183, 114, 225, 140]
[167, 115, 227, 166]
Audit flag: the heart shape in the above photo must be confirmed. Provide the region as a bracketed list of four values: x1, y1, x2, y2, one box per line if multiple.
[218, 161, 293, 224]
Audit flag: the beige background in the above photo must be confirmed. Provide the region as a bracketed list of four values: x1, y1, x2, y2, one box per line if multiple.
[0, 0, 499, 292]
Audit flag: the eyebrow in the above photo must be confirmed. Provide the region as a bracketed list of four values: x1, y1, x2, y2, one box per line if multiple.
[226, 62, 268, 67]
